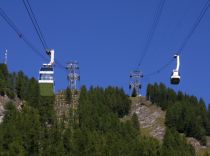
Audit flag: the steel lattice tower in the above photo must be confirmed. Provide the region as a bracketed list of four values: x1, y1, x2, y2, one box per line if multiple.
[66, 61, 80, 90]
[4, 49, 7, 65]
[129, 70, 143, 96]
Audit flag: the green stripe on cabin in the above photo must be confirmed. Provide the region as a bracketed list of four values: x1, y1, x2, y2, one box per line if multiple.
[39, 83, 54, 96]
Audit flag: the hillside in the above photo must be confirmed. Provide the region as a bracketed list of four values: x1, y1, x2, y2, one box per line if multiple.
[130, 96, 210, 156]
[0, 86, 197, 156]
[130, 96, 165, 141]
[0, 64, 205, 156]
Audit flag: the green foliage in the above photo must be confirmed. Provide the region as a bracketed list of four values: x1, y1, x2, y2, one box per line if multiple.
[165, 100, 207, 145]
[146, 83, 176, 110]
[26, 78, 40, 108]
[0, 66, 199, 156]
[38, 96, 56, 125]
[207, 104, 210, 136]
[104, 86, 131, 118]
[131, 88, 137, 97]
[65, 87, 72, 103]
[40, 123, 65, 156]
[8, 140, 26, 156]
[161, 128, 195, 156]
[76, 86, 161, 156]
[0, 64, 41, 100]
[0, 102, 41, 155]
[203, 151, 210, 156]
[0, 64, 8, 96]
[147, 83, 208, 145]
[131, 113, 140, 131]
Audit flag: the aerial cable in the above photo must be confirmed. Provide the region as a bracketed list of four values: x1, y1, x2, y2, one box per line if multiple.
[143, 0, 210, 77]
[0, 8, 22, 37]
[55, 58, 66, 69]
[143, 58, 173, 77]
[0, 7, 47, 61]
[178, 0, 210, 53]
[22, 0, 48, 51]
[137, 0, 166, 69]
[0, 7, 66, 71]
[25, 0, 48, 49]
[22, 0, 67, 70]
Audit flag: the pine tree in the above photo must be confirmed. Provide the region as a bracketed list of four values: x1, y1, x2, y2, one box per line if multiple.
[207, 104, 210, 136]
[131, 113, 140, 131]
[65, 87, 72, 104]
[161, 128, 195, 156]
[0, 64, 9, 96]
[26, 78, 40, 108]
[15, 71, 29, 99]
[131, 88, 137, 97]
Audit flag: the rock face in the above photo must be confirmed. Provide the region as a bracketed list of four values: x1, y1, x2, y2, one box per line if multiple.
[0, 96, 23, 123]
[0, 96, 10, 123]
[130, 96, 210, 154]
[187, 137, 206, 152]
[131, 96, 166, 141]
[55, 90, 79, 123]
[55, 91, 70, 121]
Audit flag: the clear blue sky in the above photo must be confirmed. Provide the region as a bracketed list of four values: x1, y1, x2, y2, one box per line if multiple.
[1, 0, 210, 104]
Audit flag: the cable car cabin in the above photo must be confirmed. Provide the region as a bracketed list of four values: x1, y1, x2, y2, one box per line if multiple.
[170, 54, 181, 85]
[170, 70, 180, 85]
[39, 64, 54, 96]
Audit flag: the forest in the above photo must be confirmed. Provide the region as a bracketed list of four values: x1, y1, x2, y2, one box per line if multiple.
[0, 64, 200, 156]
[147, 83, 210, 145]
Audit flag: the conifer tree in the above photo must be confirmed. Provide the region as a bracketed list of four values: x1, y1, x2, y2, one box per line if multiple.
[131, 88, 137, 97]
[161, 128, 195, 156]
[65, 87, 72, 104]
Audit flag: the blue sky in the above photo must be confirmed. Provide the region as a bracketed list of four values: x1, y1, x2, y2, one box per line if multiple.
[1, 0, 210, 104]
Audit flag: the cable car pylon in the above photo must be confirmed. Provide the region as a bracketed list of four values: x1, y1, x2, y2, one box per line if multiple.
[66, 61, 80, 91]
[129, 70, 143, 97]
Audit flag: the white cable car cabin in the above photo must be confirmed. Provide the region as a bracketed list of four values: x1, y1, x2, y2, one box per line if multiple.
[170, 54, 180, 85]
[39, 64, 54, 83]
[39, 49, 55, 96]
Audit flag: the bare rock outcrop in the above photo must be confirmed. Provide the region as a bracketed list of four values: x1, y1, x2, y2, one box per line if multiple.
[131, 97, 166, 141]
[0, 95, 23, 123]
[0, 96, 10, 123]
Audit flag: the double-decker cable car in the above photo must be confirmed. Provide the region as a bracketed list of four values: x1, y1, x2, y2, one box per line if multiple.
[39, 49, 55, 96]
